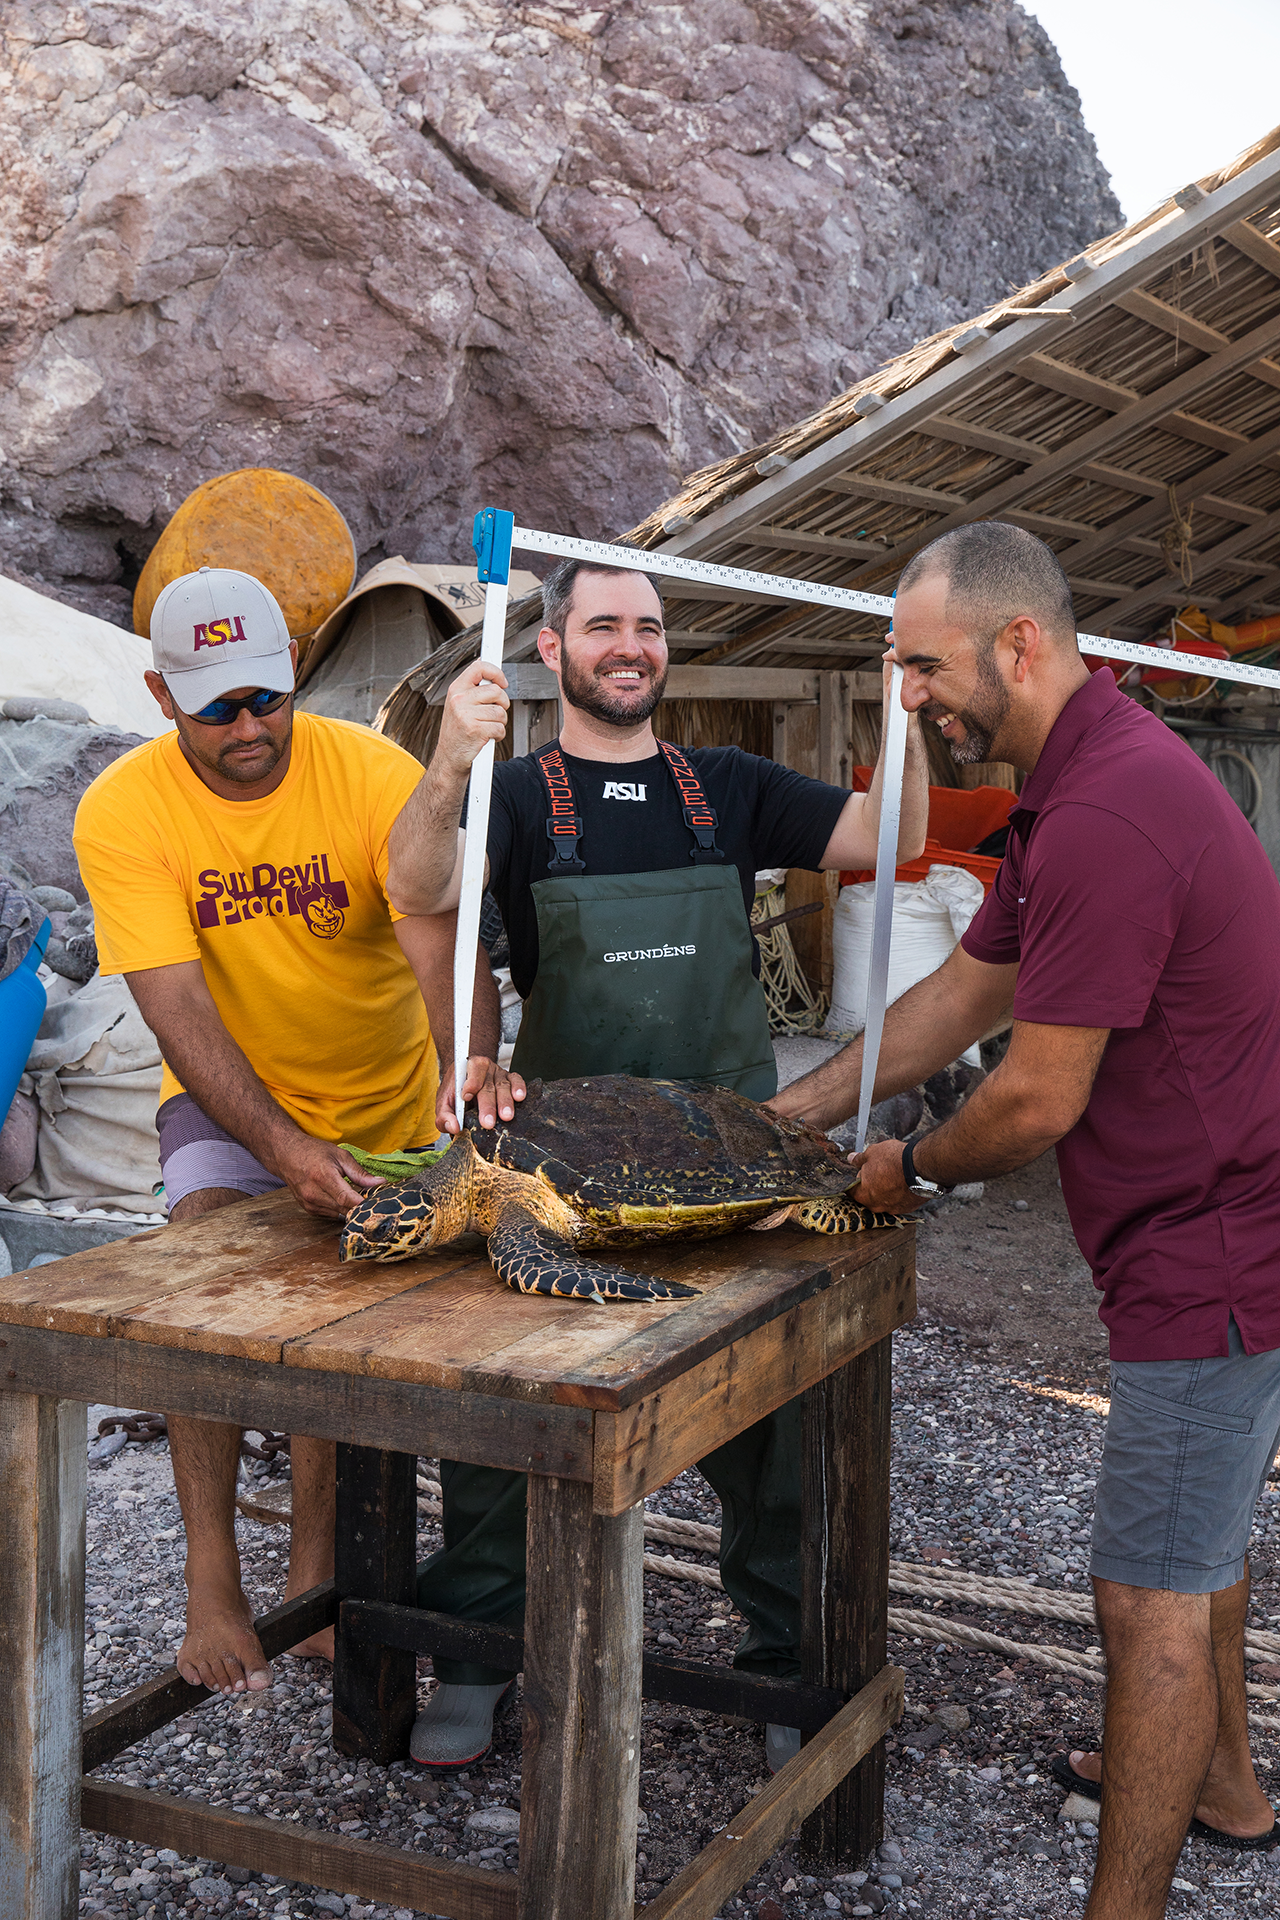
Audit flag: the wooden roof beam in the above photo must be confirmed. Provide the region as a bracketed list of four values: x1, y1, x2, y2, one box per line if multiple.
[1160, 411, 1253, 456]
[1112, 288, 1229, 353]
[1223, 218, 1280, 281]
[1053, 418, 1280, 574]
[737, 525, 891, 561]
[1074, 498, 1280, 625]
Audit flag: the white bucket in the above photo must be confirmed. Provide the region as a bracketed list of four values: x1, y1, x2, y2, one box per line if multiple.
[824, 864, 986, 1064]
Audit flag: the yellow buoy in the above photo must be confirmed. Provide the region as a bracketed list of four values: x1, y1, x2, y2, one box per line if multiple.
[133, 470, 357, 666]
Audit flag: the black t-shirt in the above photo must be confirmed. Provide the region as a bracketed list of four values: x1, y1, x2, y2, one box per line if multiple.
[483, 744, 849, 998]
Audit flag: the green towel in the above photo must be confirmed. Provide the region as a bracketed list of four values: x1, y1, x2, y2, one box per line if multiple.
[340, 1141, 450, 1182]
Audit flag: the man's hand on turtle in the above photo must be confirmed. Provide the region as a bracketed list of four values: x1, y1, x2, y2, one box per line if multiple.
[274, 1136, 385, 1217]
[436, 1056, 527, 1134]
[847, 1137, 914, 1211]
[438, 661, 510, 778]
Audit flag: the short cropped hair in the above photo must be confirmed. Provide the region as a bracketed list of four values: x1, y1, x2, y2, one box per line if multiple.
[541, 554, 665, 639]
[897, 522, 1077, 646]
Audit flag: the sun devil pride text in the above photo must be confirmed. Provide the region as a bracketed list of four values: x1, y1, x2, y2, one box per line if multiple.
[195, 853, 349, 936]
[603, 944, 697, 963]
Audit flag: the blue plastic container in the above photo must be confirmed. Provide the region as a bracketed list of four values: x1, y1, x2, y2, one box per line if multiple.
[0, 915, 51, 1127]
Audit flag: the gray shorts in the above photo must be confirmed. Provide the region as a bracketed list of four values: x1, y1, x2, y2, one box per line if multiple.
[156, 1094, 284, 1211]
[1092, 1317, 1280, 1593]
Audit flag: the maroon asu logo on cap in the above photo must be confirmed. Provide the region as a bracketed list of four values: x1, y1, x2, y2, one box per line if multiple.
[193, 616, 249, 651]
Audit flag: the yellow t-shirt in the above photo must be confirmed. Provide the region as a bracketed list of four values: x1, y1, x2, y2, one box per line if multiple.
[74, 712, 438, 1150]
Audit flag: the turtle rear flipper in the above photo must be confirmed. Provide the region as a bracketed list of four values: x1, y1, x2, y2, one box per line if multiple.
[488, 1206, 699, 1303]
[793, 1197, 903, 1233]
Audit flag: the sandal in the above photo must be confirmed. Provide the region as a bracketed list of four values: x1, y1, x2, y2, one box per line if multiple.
[1052, 1753, 1278, 1849]
[1050, 1752, 1101, 1802]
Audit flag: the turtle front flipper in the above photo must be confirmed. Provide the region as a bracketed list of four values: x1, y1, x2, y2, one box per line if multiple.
[488, 1205, 699, 1303]
[793, 1197, 904, 1233]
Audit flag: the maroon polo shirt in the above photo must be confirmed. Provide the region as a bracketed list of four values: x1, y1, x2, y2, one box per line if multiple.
[961, 666, 1280, 1361]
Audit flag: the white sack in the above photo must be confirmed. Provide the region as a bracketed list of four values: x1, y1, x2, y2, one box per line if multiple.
[824, 864, 986, 1065]
[12, 972, 162, 1210]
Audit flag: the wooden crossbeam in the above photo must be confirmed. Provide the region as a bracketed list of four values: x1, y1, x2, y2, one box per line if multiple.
[1224, 218, 1280, 282]
[636, 1667, 904, 1918]
[920, 414, 1046, 464]
[1113, 288, 1229, 354]
[1015, 352, 1138, 411]
[82, 1780, 516, 1920]
[342, 1599, 850, 1732]
[1083, 498, 1280, 624]
[1053, 418, 1280, 575]
[83, 1585, 337, 1772]
[740, 525, 890, 560]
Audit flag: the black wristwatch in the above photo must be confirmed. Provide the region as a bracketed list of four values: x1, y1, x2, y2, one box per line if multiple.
[901, 1137, 954, 1201]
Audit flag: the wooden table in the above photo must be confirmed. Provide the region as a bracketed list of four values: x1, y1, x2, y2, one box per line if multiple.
[0, 1192, 913, 1920]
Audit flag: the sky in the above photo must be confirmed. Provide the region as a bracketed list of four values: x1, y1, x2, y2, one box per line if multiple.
[1029, 0, 1280, 223]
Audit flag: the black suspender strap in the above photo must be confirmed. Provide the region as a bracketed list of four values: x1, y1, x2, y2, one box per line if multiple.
[534, 741, 586, 872]
[656, 740, 726, 864]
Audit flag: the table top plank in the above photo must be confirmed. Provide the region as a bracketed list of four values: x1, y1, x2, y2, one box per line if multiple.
[0, 1193, 332, 1337]
[553, 1225, 914, 1407]
[282, 1230, 769, 1393]
[283, 1259, 612, 1391]
[114, 1242, 478, 1362]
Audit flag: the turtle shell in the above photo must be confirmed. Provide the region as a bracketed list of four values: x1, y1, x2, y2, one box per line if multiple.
[469, 1074, 854, 1238]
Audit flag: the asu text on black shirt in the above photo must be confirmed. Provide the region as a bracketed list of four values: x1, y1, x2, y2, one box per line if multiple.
[480, 745, 848, 999]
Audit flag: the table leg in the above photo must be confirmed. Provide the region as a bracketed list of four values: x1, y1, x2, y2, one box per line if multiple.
[519, 1477, 643, 1920]
[332, 1446, 417, 1764]
[799, 1335, 892, 1866]
[0, 1392, 86, 1919]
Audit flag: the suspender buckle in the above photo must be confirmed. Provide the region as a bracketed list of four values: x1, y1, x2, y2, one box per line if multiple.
[545, 815, 586, 873]
[682, 806, 724, 863]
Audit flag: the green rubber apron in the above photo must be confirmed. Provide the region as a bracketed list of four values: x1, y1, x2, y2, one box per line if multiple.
[510, 739, 777, 1100]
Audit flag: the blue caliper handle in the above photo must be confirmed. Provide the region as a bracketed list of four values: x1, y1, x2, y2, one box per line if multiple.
[472, 508, 515, 585]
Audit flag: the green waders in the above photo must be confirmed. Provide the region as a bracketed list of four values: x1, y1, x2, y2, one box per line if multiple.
[417, 741, 803, 1683]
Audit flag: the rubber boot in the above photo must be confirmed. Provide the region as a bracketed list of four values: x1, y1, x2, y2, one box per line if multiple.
[410, 1680, 515, 1771]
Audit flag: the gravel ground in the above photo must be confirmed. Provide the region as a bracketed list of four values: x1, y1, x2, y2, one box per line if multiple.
[77, 1094, 1280, 1918]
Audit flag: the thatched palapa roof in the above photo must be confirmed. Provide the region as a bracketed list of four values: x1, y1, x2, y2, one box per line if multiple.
[381, 122, 1280, 752]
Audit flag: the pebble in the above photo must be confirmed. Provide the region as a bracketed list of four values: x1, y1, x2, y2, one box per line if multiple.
[465, 1807, 521, 1835]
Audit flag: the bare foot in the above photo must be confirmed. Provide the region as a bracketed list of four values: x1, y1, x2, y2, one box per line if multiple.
[289, 1624, 334, 1662]
[177, 1584, 272, 1695]
[1069, 1749, 1275, 1837]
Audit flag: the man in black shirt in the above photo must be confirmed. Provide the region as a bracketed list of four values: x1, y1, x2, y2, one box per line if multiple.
[387, 556, 928, 1769]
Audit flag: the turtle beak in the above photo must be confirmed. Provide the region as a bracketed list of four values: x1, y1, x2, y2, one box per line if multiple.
[339, 1188, 437, 1264]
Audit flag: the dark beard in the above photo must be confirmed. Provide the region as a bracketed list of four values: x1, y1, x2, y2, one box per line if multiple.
[559, 650, 668, 725]
[938, 650, 1010, 766]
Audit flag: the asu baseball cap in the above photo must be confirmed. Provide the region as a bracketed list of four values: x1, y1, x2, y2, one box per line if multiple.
[149, 565, 295, 715]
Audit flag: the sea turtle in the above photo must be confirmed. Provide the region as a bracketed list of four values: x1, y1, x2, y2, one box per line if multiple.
[339, 1073, 899, 1303]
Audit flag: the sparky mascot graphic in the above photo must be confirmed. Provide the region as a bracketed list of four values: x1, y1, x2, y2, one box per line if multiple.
[296, 881, 345, 941]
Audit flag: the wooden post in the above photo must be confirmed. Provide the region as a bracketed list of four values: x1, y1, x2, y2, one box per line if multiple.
[799, 1337, 892, 1866]
[819, 671, 856, 789]
[332, 1446, 418, 1765]
[519, 1479, 643, 1920]
[0, 1392, 86, 1920]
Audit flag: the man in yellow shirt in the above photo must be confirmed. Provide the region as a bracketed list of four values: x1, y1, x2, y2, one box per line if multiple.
[75, 564, 501, 1697]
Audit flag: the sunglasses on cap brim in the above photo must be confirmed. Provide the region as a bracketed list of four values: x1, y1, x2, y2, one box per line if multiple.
[183, 688, 292, 726]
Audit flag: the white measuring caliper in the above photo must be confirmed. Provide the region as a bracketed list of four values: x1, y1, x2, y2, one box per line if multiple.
[455, 512, 1280, 1141]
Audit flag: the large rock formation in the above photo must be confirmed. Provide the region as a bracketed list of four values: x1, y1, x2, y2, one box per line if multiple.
[0, 1, 1119, 622]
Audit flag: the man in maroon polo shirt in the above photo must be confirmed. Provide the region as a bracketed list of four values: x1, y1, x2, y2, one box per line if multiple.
[775, 522, 1280, 1918]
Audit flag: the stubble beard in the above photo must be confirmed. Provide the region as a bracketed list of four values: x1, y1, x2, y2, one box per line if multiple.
[939, 648, 1010, 767]
[559, 648, 669, 726]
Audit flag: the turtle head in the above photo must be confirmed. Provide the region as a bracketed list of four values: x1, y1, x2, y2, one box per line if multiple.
[339, 1134, 475, 1264]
